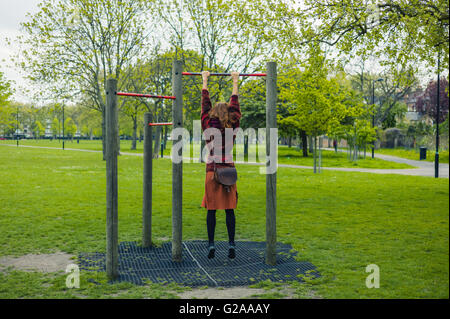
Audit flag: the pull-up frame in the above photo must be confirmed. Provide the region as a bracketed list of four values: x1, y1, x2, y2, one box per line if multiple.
[182, 72, 267, 77]
[105, 84, 175, 279]
[172, 61, 277, 266]
[105, 61, 277, 280]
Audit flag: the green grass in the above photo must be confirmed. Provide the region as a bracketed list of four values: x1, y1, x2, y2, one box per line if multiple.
[0, 138, 145, 153]
[377, 147, 449, 164]
[0, 139, 415, 169]
[277, 147, 414, 169]
[0, 145, 448, 298]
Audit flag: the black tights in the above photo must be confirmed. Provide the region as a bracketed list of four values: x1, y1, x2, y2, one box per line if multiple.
[207, 209, 235, 246]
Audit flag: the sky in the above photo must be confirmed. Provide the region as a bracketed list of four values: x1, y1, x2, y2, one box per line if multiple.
[0, 0, 42, 104]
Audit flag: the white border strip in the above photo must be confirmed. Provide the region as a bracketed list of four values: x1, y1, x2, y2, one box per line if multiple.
[182, 242, 218, 287]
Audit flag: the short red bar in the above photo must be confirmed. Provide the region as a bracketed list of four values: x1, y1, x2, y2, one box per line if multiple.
[116, 92, 176, 100]
[148, 122, 173, 126]
[182, 72, 266, 77]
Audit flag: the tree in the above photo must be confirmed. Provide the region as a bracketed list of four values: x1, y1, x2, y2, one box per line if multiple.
[17, 0, 152, 159]
[52, 117, 60, 138]
[415, 77, 449, 124]
[349, 61, 418, 129]
[34, 120, 45, 138]
[277, 65, 310, 157]
[0, 71, 14, 136]
[282, 46, 346, 172]
[153, 0, 269, 87]
[65, 117, 77, 140]
[252, 0, 449, 70]
[0, 71, 12, 106]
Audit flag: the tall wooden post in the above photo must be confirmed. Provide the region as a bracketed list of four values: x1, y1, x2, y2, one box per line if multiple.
[142, 112, 153, 247]
[265, 62, 277, 266]
[172, 60, 183, 262]
[106, 78, 119, 279]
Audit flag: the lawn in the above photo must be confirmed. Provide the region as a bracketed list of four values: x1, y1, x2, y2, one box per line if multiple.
[0, 139, 415, 169]
[377, 147, 450, 164]
[0, 145, 448, 298]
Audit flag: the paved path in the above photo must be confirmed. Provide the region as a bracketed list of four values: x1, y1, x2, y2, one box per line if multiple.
[2, 144, 448, 178]
[321, 148, 449, 178]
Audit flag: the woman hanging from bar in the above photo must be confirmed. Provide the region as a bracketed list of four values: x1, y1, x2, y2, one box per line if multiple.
[201, 71, 240, 259]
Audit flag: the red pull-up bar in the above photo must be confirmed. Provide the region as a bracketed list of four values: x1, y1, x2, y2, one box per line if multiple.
[182, 72, 266, 77]
[148, 122, 173, 126]
[116, 92, 176, 100]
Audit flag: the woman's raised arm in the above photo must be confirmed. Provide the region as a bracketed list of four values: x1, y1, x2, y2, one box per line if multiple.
[231, 72, 239, 96]
[202, 71, 210, 91]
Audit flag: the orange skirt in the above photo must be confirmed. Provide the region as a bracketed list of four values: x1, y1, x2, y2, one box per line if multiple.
[201, 171, 238, 210]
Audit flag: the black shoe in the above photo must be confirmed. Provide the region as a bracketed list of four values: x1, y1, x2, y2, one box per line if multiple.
[228, 245, 236, 259]
[208, 246, 215, 259]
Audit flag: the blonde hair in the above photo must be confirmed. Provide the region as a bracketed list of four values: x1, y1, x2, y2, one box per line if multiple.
[209, 102, 232, 128]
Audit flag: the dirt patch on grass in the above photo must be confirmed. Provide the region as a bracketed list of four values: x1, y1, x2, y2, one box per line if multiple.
[0, 252, 75, 273]
[176, 285, 309, 299]
[177, 287, 267, 299]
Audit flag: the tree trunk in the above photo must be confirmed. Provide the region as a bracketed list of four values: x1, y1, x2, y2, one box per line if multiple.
[318, 136, 322, 173]
[163, 125, 168, 153]
[244, 135, 249, 159]
[288, 136, 292, 148]
[102, 112, 106, 160]
[301, 130, 308, 157]
[153, 126, 161, 158]
[131, 116, 137, 150]
[313, 135, 317, 173]
[308, 135, 313, 154]
[200, 138, 206, 163]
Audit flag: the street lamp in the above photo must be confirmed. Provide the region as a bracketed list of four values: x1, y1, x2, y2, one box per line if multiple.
[62, 103, 65, 150]
[435, 49, 440, 178]
[372, 78, 383, 159]
[16, 105, 19, 147]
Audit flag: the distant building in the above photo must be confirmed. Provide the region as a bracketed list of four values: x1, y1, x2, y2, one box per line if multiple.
[45, 120, 53, 138]
[402, 87, 425, 122]
[23, 125, 33, 138]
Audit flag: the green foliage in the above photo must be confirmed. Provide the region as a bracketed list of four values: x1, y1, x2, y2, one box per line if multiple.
[52, 118, 60, 137]
[240, 79, 266, 130]
[0, 71, 13, 106]
[269, 0, 448, 70]
[0, 71, 14, 135]
[64, 117, 77, 138]
[34, 120, 45, 138]
[282, 46, 346, 137]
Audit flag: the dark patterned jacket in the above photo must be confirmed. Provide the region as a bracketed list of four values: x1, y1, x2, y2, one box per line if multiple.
[201, 89, 241, 172]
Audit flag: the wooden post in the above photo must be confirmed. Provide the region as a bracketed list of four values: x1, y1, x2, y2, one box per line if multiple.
[266, 62, 277, 266]
[106, 78, 119, 279]
[142, 112, 153, 247]
[172, 60, 183, 262]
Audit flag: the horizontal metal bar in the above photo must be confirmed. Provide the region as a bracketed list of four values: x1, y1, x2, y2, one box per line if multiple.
[116, 92, 176, 100]
[182, 72, 267, 77]
[148, 122, 173, 126]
